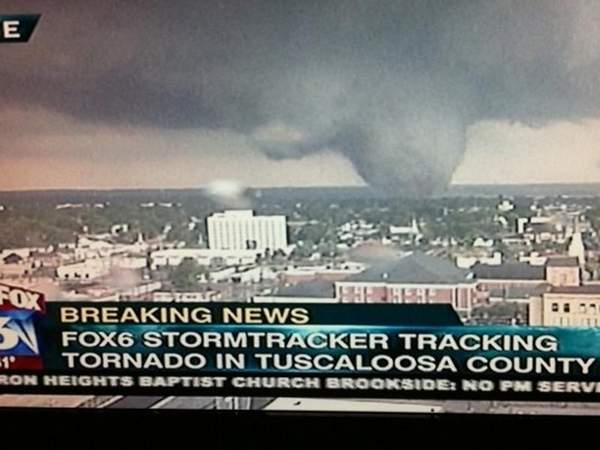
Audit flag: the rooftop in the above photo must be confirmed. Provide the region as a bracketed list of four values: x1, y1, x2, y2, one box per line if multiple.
[210, 210, 254, 218]
[276, 280, 335, 298]
[489, 284, 550, 299]
[526, 222, 557, 233]
[346, 252, 471, 284]
[548, 285, 600, 295]
[472, 262, 545, 281]
[546, 257, 579, 268]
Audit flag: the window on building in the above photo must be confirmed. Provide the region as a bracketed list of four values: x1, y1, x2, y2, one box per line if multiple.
[552, 303, 559, 312]
[563, 303, 570, 313]
[580, 303, 587, 314]
[590, 304, 597, 314]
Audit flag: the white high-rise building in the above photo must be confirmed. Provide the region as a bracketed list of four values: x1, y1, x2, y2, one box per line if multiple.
[207, 210, 288, 251]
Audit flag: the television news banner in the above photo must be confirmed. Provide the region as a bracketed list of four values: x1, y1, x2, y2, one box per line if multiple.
[3, 282, 600, 404]
[2, 15, 600, 408]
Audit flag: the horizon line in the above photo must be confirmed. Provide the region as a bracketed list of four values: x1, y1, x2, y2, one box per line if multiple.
[2, 181, 600, 194]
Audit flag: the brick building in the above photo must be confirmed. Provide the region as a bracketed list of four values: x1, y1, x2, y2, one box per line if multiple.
[335, 252, 478, 317]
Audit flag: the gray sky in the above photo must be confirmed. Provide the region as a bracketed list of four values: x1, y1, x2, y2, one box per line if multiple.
[2, 1, 600, 192]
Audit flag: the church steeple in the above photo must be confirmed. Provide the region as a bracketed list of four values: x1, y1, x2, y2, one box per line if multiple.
[568, 218, 585, 266]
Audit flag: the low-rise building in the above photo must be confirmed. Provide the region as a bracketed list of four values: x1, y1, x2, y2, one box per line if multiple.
[207, 266, 278, 284]
[0, 253, 37, 278]
[518, 252, 548, 266]
[388, 218, 422, 243]
[56, 259, 110, 281]
[150, 248, 261, 269]
[472, 262, 546, 291]
[335, 252, 478, 317]
[62, 281, 161, 302]
[497, 199, 515, 212]
[529, 285, 600, 327]
[254, 280, 337, 303]
[474, 257, 581, 299]
[545, 257, 580, 287]
[280, 262, 365, 285]
[153, 290, 221, 302]
[150, 248, 262, 270]
[455, 252, 502, 269]
[488, 285, 549, 304]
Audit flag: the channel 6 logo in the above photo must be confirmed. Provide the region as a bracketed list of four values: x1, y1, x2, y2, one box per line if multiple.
[0, 283, 45, 370]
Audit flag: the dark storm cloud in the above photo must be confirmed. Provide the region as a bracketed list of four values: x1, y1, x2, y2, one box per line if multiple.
[2, 0, 600, 194]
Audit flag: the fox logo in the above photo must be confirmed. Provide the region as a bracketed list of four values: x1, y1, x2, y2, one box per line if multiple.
[0, 315, 39, 355]
[0, 284, 44, 312]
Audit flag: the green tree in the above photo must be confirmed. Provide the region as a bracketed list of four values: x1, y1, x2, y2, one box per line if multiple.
[169, 257, 205, 290]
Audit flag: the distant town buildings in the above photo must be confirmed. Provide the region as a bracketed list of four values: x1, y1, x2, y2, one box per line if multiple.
[110, 223, 129, 235]
[388, 218, 422, 243]
[74, 234, 148, 260]
[2, 186, 600, 334]
[56, 255, 148, 281]
[207, 210, 288, 251]
[497, 199, 515, 212]
[0, 247, 46, 278]
[455, 251, 502, 269]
